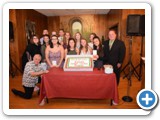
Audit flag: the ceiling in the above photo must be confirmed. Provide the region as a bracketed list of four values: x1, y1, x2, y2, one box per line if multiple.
[34, 9, 110, 16]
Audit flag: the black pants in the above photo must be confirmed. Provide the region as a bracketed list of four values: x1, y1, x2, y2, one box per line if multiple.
[113, 66, 121, 86]
[14, 86, 34, 99]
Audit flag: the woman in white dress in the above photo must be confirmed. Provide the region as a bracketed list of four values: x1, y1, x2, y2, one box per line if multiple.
[79, 38, 92, 55]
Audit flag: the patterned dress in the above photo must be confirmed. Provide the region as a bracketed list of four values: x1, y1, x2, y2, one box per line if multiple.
[48, 50, 63, 68]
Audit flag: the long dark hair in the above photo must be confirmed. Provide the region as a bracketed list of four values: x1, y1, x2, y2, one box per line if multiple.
[50, 35, 59, 48]
[43, 34, 50, 45]
[67, 38, 76, 52]
[30, 34, 40, 45]
[64, 32, 71, 45]
[93, 36, 103, 57]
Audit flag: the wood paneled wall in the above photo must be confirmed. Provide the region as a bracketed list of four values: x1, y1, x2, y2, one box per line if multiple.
[9, 9, 48, 71]
[9, 9, 21, 73]
[106, 9, 145, 74]
[121, 9, 145, 73]
[48, 14, 107, 41]
[106, 9, 122, 39]
[48, 16, 60, 36]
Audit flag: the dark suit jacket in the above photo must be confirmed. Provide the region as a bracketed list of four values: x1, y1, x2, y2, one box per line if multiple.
[103, 39, 126, 69]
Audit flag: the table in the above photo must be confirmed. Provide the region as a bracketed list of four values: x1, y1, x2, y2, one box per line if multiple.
[39, 68, 119, 104]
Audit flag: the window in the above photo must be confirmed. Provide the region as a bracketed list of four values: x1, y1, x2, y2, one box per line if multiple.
[72, 21, 82, 36]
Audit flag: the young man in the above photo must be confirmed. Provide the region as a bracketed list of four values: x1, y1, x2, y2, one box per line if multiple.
[58, 29, 65, 45]
[40, 29, 49, 45]
[12, 54, 49, 99]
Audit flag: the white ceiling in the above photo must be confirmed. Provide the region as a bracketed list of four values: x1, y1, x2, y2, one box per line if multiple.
[34, 9, 110, 16]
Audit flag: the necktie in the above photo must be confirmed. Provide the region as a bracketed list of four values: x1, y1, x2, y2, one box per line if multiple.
[109, 40, 114, 50]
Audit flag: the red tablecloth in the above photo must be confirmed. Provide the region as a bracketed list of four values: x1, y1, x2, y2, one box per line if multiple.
[39, 68, 119, 104]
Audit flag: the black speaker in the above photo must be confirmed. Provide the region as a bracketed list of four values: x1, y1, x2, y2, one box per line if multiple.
[9, 21, 14, 41]
[127, 15, 145, 36]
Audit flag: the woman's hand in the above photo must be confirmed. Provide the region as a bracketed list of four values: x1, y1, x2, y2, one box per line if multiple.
[55, 64, 60, 67]
[93, 55, 99, 60]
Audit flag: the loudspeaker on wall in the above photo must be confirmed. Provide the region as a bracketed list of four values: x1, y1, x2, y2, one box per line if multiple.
[126, 15, 145, 36]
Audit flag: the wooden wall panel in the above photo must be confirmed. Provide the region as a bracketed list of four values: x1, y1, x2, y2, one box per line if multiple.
[26, 10, 48, 38]
[9, 9, 20, 72]
[121, 9, 145, 73]
[9, 9, 48, 72]
[48, 16, 60, 36]
[47, 14, 107, 41]
[106, 9, 145, 76]
[93, 15, 107, 40]
[106, 9, 122, 39]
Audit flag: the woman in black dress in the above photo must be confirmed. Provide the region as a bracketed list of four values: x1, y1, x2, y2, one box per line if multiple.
[93, 36, 104, 69]
[22, 35, 41, 71]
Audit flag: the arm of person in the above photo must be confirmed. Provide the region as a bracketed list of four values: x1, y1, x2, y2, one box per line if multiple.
[30, 70, 49, 77]
[76, 48, 79, 55]
[26, 44, 33, 61]
[40, 45, 45, 62]
[88, 46, 93, 54]
[64, 49, 68, 59]
[117, 41, 126, 68]
[26, 51, 32, 61]
[45, 46, 53, 67]
[56, 46, 64, 67]
[93, 55, 99, 60]
[25, 62, 49, 77]
[103, 42, 108, 64]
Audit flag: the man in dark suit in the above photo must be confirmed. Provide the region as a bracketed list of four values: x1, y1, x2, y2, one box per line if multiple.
[103, 29, 126, 85]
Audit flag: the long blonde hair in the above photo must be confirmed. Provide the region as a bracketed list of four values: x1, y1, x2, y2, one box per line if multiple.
[80, 38, 88, 54]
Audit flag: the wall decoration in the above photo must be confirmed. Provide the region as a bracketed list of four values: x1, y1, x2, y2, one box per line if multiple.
[25, 20, 36, 45]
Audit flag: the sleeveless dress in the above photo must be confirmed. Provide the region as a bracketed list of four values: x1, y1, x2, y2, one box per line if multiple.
[48, 50, 63, 68]
[67, 49, 77, 55]
[80, 49, 91, 55]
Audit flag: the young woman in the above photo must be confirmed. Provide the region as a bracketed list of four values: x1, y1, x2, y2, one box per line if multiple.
[63, 32, 71, 49]
[65, 38, 79, 57]
[88, 33, 97, 49]
[40, 34, 50, 62]
[22, 35, 41, 71]
[93, 36, 104, 69]
[45, 35, 64, 68]
[75, 32, 82, 49]
[79, 38, 92, 55]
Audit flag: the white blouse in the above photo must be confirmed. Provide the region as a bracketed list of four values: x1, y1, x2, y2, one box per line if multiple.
[80, 49, 91, 55]
[88, 42, 93, 49]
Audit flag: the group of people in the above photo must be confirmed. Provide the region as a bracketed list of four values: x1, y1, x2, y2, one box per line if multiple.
[22, 29, 105, 70]
[12, 28, 126, 101]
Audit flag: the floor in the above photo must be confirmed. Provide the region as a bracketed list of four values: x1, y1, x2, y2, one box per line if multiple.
[9, 75, 141, 109]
